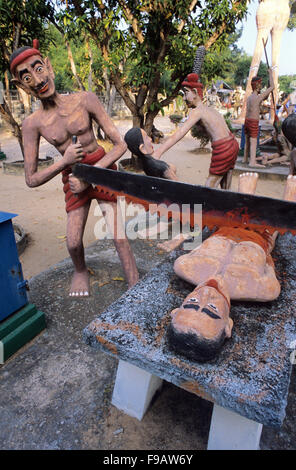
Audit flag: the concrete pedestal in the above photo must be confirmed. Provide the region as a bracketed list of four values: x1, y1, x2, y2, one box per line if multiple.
[111, 360, 263, 450]
[112, 359, 163, 420]
[207, 404, 263, 450]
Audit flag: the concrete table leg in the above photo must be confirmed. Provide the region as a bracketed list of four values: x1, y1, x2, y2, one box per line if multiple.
[111, 359, 163, 421]
[207, 404, 263, 450]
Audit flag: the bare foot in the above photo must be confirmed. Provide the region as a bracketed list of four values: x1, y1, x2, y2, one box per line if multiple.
[69, 269, 90, 297]
[283, 175, 296, 202]
[137, 220, 170, 239]
[157, 233, 191, 252]
[248, 162, 266, 168]
[238, 172, 258, 195]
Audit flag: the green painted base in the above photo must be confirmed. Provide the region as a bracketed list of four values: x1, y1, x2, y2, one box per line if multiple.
[0, 304, 46, 364]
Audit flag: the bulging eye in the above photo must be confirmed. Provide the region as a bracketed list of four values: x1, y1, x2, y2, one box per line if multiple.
[36, 66, 43, 73]
[188, 297, 198, 303]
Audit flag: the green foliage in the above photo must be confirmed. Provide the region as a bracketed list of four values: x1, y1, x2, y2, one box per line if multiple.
[169, 113, 183, 126]
[1, 0, 250, 131]
[279, 74, 296, 94]
[288, 0, 296, 30]
[224, 112, 234, 133]
[202, 30, 243, 86]
[0, 0, 54, 76]
[47, 26, 74, 91]
[53, 0, 249, 131]
[191, 122, 210, 148]
[229, 54, 269, 88]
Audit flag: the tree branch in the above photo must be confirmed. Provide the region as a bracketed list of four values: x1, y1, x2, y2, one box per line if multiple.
[117, 0, 145, 43]
[178, 0, 200, 33]
[146, 36, 168, 109]
[159, 78, 184, 108]
[13, 23, 22, 50]
[111, 72, 137, 115]
[204, 1, 246, 49]
[0, 97, 24, 155]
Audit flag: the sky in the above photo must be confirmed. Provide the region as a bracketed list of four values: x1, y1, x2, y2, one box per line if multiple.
[236, 1, 296, 76]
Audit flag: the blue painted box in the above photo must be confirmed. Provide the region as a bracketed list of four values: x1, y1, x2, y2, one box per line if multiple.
[0, 211, 28, 322]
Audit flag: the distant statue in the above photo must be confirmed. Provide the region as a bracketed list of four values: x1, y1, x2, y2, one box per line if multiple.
[243, 70, 274, 167]
[206, 85, 222, 109]
[281, 83, 296, 115]
[240, 0, 291, 120]
[232, 86, 244, 119]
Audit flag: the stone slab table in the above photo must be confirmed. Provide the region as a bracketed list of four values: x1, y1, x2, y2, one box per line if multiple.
[83, 233, 296, 450]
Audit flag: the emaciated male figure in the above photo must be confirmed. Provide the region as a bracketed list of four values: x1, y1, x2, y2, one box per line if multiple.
[243, 70, 274, 168]
[10, 41, 138, 297]
[153, 73, 239, 190]
[168, 172, 296, 361]
[124, 127, 177, 180]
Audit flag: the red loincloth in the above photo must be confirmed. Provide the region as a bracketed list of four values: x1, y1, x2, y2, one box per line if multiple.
[209, 133, 239, 176]
[244, 118, 259, 138]
[62, 146, 117, 213]
[212, 227, 272, 253]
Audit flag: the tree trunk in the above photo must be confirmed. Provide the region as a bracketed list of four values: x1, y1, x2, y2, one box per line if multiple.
[66, 41, 85, 91]
[4, 71, 12, 109]
[0, 97, 24, 157]
[132, 114, 144, 128]
[144, 110, 159, 136]
[86, 38, 93, 92]
[107, 85, 116, 116]
[18, 88, 32, 116]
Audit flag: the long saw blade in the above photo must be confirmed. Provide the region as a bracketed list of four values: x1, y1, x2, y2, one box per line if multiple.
[73, 164, 296, 235]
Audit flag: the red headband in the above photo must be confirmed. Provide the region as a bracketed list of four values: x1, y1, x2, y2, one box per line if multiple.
[182, 73, 204, 99]
[251, 77, 262, 90]
[10, 39, 41, 74]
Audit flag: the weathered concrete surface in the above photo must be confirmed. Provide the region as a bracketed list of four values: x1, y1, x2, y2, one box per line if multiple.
[0, 237, 295, 450]
[84, 233, 296, 429]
